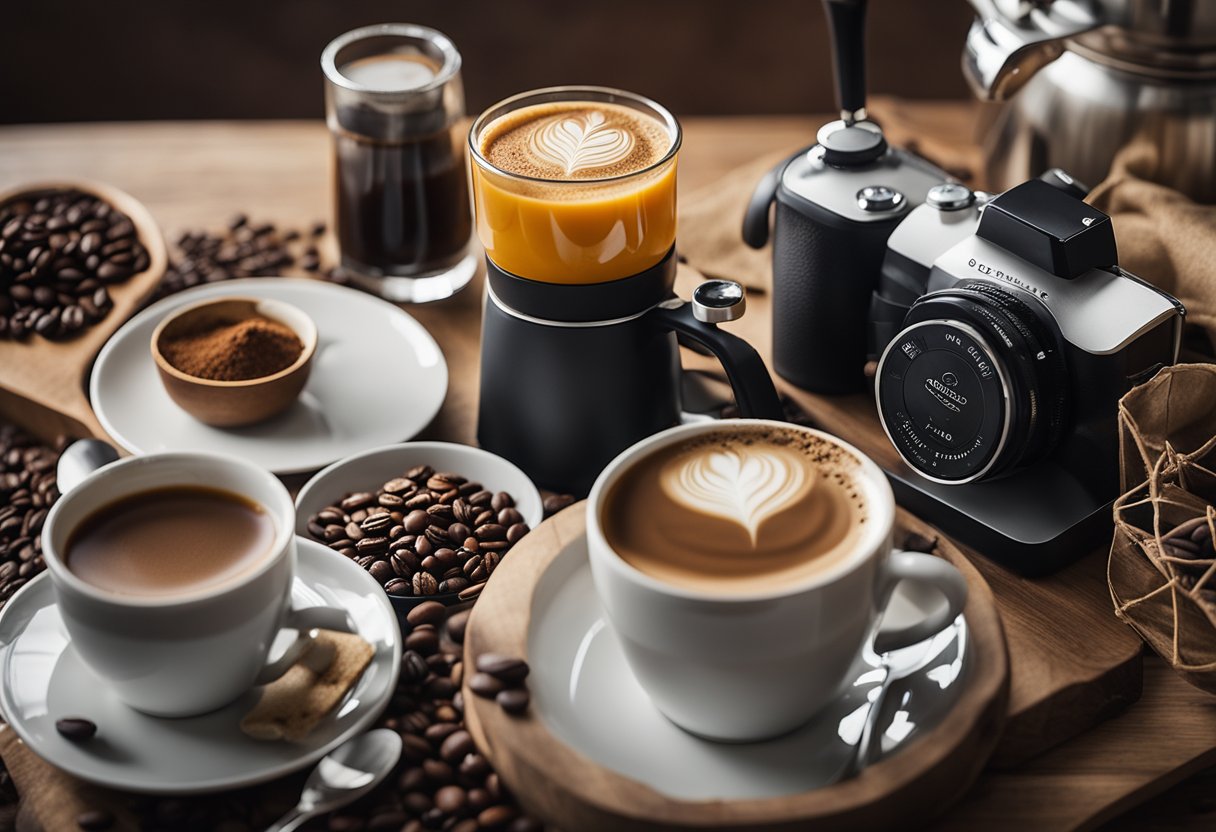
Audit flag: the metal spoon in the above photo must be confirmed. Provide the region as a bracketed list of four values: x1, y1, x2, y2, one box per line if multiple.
[265, 729, 402, 832]
[56, 438, 120, 494]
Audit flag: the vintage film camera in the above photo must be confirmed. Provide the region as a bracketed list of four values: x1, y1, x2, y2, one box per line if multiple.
[868, 174, 1183, 574]
[744, 0, 1184, 572]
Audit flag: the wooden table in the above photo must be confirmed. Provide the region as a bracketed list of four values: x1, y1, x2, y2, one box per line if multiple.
[2, 105, 1215, 830]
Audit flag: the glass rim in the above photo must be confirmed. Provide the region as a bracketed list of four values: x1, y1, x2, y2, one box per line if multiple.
[467, 85, 683, 187]
[321, 23, 462, 96]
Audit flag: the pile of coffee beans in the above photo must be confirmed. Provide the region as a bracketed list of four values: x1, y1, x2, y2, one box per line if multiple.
[469, 654, 530, 716]
[305, 466, 532, 601]
[0, 189, 147, 341]
[0, 424, 64, 608]
[1161, 516, 1216, 606]
[148, 215, 335, 303]
[57, 603, 542, 832]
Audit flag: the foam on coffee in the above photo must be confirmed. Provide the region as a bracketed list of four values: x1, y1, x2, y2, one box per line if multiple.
[601, 426, 869, 594]
[479, 101, 671, 181]
[66, 486, 276, 598]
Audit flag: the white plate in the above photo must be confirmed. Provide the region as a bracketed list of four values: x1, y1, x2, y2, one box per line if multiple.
[0, 538, 401, 794]
[90, 279, 448, 475]
[296, 442, 544, 535]
[528, 534, 970, 801]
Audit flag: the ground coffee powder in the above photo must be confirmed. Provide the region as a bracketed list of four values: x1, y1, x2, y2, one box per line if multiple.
[161, 317, 303, 381]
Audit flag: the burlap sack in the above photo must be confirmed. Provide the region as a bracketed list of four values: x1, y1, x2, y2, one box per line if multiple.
[1111, 363, 1216, 694]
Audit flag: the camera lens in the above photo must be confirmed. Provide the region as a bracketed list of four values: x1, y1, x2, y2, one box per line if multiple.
[875, 281, 1067, 483]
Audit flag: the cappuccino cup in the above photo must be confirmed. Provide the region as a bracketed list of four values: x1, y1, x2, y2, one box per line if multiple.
[587, 420, 967, 742]
[41, 451, 350, 718]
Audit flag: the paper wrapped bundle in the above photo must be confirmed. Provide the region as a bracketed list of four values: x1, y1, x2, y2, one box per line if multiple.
[1111, 363, 1216, 694]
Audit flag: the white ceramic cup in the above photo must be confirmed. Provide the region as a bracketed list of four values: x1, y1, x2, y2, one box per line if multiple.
[587, 419, 968, 742]
[42, 451, 350, 718]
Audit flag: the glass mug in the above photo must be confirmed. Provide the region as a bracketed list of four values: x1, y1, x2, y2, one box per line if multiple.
[322, 23, 476, 302]
[468, 86, 680, 284]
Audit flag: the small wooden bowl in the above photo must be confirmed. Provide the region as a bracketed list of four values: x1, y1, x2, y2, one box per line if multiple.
[150, 296, 317, 428]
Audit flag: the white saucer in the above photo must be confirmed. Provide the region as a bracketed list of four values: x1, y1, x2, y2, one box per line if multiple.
[0, 538, 402, 794]
[528, 538, 970, 801]
[90, 278, 448, 474]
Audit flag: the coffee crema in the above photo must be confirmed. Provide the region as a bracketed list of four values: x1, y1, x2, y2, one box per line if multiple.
[601, 427, 869, 594]
[479, 102, 671, 182]
[65, 486, 276, 598]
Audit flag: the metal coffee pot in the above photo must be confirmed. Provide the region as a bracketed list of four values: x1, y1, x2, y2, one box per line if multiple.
[964, 0, 1216, 201]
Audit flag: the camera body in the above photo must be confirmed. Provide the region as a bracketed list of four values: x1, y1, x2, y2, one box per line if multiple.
[869, 177, 1184, 573]
[757, 141, 945, 392]
[744, 0, 948, 393]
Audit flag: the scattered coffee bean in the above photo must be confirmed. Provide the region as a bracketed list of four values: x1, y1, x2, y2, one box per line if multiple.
[902, 531, 938, 554]
[75, 809, 115, 830]
[55, 717, 97, 741]
[306, 465, 530, 600]
[476, 654, 530, 684]
[448, 609, 471, 644]
[0, 426, 64, 609]
[542, 493, 576, 517]
[148, 215, 344, 304]
[496, 687, 530, 715]
[469, 672, 506, 699]
[0, 189, 148, 341]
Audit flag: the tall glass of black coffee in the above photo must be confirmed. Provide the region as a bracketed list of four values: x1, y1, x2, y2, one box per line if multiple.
[322, 24, 474, 302]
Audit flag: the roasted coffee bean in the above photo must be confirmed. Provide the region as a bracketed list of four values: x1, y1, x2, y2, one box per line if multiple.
[475, 523, 507, 542]
[458, 581, 486, 600]
[75, 809, 115, 830]
[507, 523, 530, 544]
[440, 730, 475, 763]
[469, 672, 506, 699]
[56, 717, 97, 741]
[448, 521, 471, 543]
[497, 687, 530, 715]
[406, 627, 440, 655]
[407, 600, 447, 627]
[478, 806, 519, 830]
[404, 509, 430, 533]
[355, 536, 389, 555]
[434, 784, 467, 813]
[368, 559, 394, 584]
[448, 609, 471, 644]
[384, 577, 411, 596]
[402, 650, 430, 683]
[411, 571, 440, 598]
[543, 493, 576, 516]
[0, 191, 148, 341]
[476, 654, 530, 684]
[425, 722, 461, 745]
[360, 513, 393, 534]
[340, 491, 374, 512]
[490, 492, 515, 512]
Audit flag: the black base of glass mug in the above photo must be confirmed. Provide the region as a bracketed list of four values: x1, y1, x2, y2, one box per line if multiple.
[477, 249, 782, 497]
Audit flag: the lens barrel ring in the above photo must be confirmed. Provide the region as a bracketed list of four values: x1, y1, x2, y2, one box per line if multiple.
[876, 281, 1068, 482]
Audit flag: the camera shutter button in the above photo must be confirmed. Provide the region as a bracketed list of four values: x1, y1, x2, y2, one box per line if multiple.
[926, 183, 976, 211]
[856, 185, 906, 213]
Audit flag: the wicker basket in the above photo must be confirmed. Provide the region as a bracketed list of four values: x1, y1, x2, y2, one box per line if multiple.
[1111, 364, 1216, 694]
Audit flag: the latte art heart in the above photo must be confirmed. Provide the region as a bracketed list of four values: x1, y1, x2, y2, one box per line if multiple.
[661, 447, 810, 545]
[527, 110, 635, 176]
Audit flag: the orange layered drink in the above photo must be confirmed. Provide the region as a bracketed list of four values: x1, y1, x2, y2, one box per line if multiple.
[469, 87, 680, 284]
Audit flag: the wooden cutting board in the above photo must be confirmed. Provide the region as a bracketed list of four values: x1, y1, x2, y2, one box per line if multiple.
[0, 180, 168, 443]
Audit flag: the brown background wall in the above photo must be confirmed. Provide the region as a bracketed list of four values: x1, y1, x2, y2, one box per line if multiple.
[0, 0, 973, 123]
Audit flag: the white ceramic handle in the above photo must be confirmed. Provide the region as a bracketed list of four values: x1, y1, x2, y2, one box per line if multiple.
[872, 550, 968, 655]
[255, 605, 354, 686]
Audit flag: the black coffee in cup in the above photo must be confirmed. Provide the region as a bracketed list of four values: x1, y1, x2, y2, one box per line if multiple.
[332, 55, 471, 276]
[323, 26, 474, 302]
